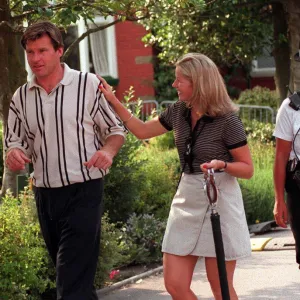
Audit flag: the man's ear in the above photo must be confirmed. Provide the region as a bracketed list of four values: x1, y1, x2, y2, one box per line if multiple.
[57, 46, 64, 58]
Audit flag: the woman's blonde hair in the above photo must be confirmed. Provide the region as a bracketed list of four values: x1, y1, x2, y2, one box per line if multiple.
[175, 53, 238, 116]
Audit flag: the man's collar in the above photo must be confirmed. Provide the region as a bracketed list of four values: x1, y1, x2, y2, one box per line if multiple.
[28, 63, 75, 90]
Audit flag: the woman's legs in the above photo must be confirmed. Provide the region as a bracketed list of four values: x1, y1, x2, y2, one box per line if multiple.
[163, 253, 199, 300]
[205, 257, 238, 300]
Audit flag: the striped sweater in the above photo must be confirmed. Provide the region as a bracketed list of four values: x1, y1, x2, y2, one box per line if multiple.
[5, 64, 126, 187]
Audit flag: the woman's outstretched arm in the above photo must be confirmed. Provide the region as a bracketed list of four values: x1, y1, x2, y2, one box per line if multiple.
[97, 75, 168, 139]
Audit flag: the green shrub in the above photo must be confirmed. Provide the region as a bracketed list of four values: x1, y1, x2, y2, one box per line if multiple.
[235, 86, 280, 110]
[239, 141, 275, 225]
[148, 131, 175, 150]
[133, 146, 180, 220]
[153, 63, 177, 102]
[94, 214, 131, 289]
[123, 213, 166, 264]
[0, 190, 54, 300]
[243, 119, 275, 145]
[104, 133, 144, 224]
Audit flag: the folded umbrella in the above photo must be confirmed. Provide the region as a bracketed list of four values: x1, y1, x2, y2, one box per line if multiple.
[204, 168, 230, 300]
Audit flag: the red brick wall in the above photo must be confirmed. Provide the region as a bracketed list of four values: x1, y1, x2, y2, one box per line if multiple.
[114, 21, 155, 101]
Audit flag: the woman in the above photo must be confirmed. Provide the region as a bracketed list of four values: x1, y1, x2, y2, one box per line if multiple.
[98, 53, 253, 300]
[273, 95, 300, 268]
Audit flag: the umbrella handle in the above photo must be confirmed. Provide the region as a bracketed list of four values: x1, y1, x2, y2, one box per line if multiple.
[204, 168, 218, 207]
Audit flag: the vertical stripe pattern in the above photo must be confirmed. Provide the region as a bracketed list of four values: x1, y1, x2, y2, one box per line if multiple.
[4, 64, 126, 187]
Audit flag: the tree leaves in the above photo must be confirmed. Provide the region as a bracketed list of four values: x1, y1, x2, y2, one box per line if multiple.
[141, 0, 273, 66]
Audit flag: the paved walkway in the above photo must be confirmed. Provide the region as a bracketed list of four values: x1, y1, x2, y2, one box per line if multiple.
[99, 228, 300, 300]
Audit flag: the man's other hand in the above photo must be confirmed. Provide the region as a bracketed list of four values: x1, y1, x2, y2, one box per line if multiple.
[6, 149, 31, 171]
[84, 150, 113, 170]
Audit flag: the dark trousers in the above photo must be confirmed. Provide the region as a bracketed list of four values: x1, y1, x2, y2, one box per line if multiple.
[34, 179, 104, 300]
[285, 168, 300, 265]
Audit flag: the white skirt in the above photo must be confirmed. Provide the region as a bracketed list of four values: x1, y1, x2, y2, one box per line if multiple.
[162, 172, 251, 260]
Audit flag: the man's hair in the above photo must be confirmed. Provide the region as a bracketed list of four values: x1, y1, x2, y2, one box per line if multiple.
[21, 21, 64, 51]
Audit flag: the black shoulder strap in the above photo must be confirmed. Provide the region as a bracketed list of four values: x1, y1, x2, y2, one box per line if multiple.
[289, 92, 300, 111]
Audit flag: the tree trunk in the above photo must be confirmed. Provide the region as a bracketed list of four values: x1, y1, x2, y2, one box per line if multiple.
[0, 2, 27, 199]
[286, 0, 300, 93]
[272, 2, 290, 105]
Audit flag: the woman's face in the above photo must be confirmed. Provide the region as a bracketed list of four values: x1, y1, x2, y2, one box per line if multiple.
[172, 67, 193, 103]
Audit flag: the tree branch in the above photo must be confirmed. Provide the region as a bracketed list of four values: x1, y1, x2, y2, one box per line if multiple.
[11, 0, 23, 12]
[62, 18, 122, 61]
[62, 8, 150, 61]
[0, 21, 25, 34]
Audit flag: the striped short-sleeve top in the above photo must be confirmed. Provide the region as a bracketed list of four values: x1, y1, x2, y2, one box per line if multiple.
[159, 101, 247, 174]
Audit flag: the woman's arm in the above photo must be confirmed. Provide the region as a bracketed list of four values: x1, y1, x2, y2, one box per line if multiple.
[201, 144, 254, 179]
[97, 75, 168, 139]
[273, 138, 291, 228]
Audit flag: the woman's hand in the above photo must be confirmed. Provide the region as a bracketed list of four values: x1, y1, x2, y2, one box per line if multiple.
[96, 75, 119, 104]
[200, 159, 225, 173]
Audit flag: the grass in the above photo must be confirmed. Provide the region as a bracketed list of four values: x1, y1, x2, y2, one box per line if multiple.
[239, 141, 275, 225]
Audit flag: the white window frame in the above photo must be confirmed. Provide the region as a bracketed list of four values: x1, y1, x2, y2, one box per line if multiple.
[250, 59, 275, 78]
[78, 16, 118, 78]
[250, 46, 275, 78]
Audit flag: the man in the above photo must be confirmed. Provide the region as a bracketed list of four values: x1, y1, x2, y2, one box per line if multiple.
[5, 21, 126, 299]
[273, 94, 300, 269]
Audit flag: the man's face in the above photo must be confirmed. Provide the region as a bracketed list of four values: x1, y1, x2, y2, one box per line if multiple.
[25, 34, 63, 80]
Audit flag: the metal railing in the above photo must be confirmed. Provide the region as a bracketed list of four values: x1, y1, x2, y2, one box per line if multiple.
[127, 100, 159, 121]
[237, 104, 275, 123]
[128, 100, 276, 123]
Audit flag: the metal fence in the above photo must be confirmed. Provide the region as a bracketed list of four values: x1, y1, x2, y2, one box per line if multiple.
[237, 104, 275, 123]
[127, 100, 159, 121]
[128, 100, 276, 123]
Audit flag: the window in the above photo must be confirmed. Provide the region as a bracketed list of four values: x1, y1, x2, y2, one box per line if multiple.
[250, 47, 275, 78]
[78, 16, 118, 80]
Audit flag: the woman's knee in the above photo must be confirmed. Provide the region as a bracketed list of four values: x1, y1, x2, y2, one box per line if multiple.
[164, 271, 190, 295]
[163, 253, 197, 296]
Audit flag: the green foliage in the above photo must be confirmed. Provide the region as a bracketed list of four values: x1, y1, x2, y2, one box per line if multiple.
[94, 214, 130, 289]
[243, 119, 275, 145]
[153, 63, 178, 102]
[123, 213, 166, 264]
[0, 190, 54, 300]
[104, 133, 143, 224]
[236, 86, 280, 110]
[142, 0, 272, 66]
[239, 141, 275, 225]
[134, 146, 180, 220]
[148, 131, 176, 150]
[104, 88, 144, 224]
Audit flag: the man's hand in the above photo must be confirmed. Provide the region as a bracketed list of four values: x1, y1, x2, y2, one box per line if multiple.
[84, 150, 113, 170]
[6, 149, 31, 171]
[273, 200, 288, 228]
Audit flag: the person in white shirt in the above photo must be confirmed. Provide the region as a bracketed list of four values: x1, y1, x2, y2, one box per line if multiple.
[5, 21, 126, 299]
[273, 96, 300, 268]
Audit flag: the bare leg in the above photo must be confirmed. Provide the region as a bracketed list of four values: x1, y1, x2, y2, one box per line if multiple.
[163, 253, 199, 300]
[205, 257, 238, 300]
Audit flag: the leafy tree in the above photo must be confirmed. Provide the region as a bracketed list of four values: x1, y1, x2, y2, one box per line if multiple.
[0, 0, 204, 197]
[143, 0, 300, 104]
